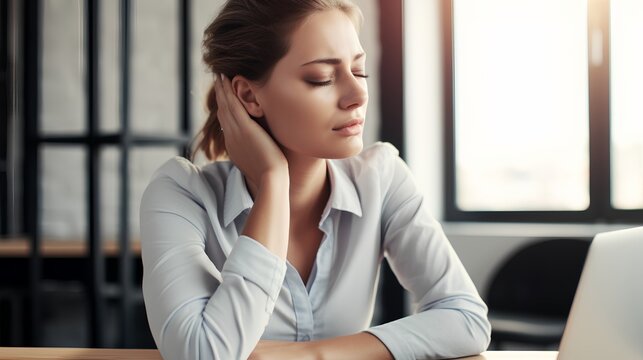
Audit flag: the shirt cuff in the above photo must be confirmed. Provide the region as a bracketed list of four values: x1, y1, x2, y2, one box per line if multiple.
[366, 322, 414, 360]
[222, 235, 287, 303]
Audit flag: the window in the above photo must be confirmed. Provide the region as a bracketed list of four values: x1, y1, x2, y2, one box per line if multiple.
[444, 0, 643, 222]
[610, 0, 643, 210]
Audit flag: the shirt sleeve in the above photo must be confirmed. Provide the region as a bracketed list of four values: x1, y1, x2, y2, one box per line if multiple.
[365, 146, 491, 360]
[140, 173, 287, 360]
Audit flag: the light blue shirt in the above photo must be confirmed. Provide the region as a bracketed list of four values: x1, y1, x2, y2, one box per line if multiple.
[140, 142, 490, 360]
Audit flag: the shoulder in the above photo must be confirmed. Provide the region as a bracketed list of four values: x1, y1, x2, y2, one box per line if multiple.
[356, 141, 400, 162]
[342, 142, 420, 198]
[148, 156, 228, 182]
[333, 141, 404, 179]
[142, 156, 233, 208]
[327, 142, 412, 208]
[337, 141, 400, 169]
[148, 156, 233, 185]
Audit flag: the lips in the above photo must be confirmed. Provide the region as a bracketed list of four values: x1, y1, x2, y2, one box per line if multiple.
[333, 119, 364, 131]
[332, 118, 364, 137]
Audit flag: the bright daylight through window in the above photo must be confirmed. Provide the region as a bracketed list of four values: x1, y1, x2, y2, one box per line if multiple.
[610, 0, 643, 210]
[453, 0, 589, 211]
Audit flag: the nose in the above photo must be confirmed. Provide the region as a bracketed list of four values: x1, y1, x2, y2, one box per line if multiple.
[338, 74, 368, 111]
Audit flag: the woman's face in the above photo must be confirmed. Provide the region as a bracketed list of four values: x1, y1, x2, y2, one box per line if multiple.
[254, 9, 369, 160]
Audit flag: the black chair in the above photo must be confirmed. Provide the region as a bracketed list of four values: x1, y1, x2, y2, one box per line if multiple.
[486, 238, 591, 349]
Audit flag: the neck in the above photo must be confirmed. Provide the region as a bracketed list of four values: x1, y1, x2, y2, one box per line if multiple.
[245, 150, 330, 231]
[286, 152, 330, 227]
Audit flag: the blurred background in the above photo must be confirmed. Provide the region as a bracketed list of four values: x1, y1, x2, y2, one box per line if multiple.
[1, 0, 641, 351]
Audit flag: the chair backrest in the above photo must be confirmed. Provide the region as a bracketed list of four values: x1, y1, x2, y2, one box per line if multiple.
[487, 238, 591, 318]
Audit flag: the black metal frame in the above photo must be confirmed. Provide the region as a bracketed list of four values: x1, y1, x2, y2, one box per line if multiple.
[442, 0, 643, 223]
[23, 0, 42, 346]
[377, 0, 406, 322]
[1, 0, 9, 235]
[22, 0, 192, 347]
[85, 0, 105, 346]
[379, 0, 405, 160]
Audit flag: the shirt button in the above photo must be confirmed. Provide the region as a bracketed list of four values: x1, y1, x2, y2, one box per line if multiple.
[302, 335, 310, 341]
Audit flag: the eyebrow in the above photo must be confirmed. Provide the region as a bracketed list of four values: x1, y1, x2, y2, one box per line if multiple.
[300, 52, 365, 67]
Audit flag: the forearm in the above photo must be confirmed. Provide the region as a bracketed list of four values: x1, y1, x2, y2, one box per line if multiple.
[251, 332, 393, 360]
[368, 306, 491, 359]
[242, 170, 290, 260]
[313, 332, 393, 360]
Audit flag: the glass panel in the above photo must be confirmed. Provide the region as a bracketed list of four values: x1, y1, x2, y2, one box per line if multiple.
[453, 0, 589, 211]
[41, 146, 86, 239]
[191, 0, 221, 137]
[99, 0, 120, 133]
[610, 0, 643, 210]
[100, 146, 120, 240]
[98, 146, 176, 249]
[131, 0, 179, 134]
[99, 147, 175, 241]
[100, 0, 215, 136]
[129, 147, 177, 237]
[41, 0, 85, 134]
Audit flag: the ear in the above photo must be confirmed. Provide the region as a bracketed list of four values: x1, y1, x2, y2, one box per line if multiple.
[231, 75, 264, 118]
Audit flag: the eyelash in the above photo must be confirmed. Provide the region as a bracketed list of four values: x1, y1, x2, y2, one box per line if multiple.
[307, 73, 369, 87]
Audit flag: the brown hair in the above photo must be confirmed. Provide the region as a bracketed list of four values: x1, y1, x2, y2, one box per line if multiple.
[192, 0, 363, 161]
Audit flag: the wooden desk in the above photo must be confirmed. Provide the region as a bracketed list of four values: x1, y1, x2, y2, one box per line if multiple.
[0, 348, 557, 360]
[0, 238, 141, 257]
[0, 347, 162, 360]
[0, 237, 145, 288]
[468, 351, 557, 359]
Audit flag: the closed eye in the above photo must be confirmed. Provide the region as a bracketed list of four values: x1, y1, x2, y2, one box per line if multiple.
[306, 73, 369, 87]
[306, 79, 333, 87]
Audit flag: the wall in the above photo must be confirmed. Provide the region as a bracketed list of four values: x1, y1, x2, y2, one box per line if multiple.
[443, 222, 635, 299]
[38, 0, 381, 241]
[404, 0, 443, 221]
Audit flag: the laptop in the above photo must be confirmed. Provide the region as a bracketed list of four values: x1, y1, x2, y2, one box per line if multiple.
[557, 226, 643, 360]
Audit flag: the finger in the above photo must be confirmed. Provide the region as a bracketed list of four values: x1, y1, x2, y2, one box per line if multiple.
[213, 74, 232, 131]
[218, 74, 242, 133]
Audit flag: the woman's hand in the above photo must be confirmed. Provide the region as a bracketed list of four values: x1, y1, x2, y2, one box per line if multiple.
[216, 73, 290, 260]
[214, 73, 288, 189]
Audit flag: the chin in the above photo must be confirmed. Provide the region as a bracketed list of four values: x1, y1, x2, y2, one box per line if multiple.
[320, 140, 363, 159]
[285, 137, 364, 160]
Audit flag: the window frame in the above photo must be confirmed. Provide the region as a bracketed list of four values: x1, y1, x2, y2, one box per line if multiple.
[1, 0, 9, 235]
[442, 0, 643, 223]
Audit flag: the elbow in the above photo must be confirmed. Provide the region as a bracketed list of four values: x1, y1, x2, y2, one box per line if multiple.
[460, 310, 492, 356]
[480, 318, 492, 352]
[155, 316, 227, 360]
[156, 312, 256, 360]
[468, 327, 491, 356]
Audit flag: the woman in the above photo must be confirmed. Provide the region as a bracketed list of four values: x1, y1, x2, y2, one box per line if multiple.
[140, 0, 491, 359]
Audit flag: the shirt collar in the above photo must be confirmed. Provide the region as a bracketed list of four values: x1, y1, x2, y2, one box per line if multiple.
[222, 159, 362, 228]
[325, 159, 363, 218]
[223, 166, 254, 227]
